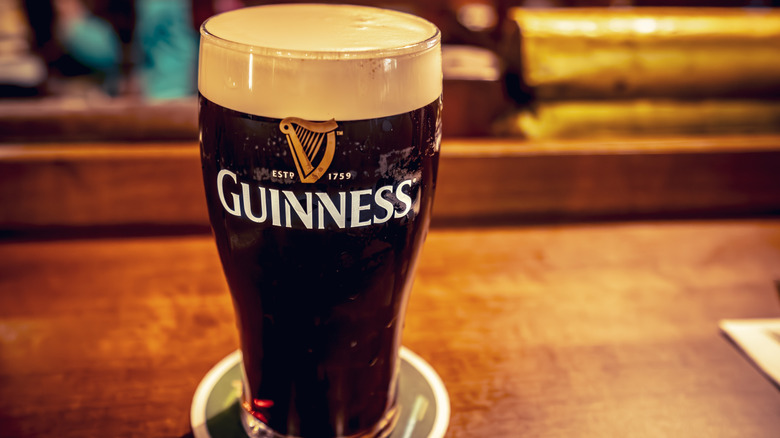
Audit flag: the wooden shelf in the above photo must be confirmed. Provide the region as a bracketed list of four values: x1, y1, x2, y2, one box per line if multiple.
[2, 135, 779, 235]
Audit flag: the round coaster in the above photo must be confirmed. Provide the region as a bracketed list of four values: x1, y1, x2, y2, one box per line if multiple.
[191, 347, 450, 438]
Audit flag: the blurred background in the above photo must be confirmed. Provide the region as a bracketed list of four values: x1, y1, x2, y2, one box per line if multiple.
[3, 0, 780, 140]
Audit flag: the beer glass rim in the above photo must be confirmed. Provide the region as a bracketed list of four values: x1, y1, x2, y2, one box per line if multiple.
[200, 4, 441, 61]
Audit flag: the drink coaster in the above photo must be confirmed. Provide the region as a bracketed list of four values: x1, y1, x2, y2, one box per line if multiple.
[191, 347, 450, 438]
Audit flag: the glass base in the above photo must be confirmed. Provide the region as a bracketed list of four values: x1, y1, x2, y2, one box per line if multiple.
[240, 403, 399, 438]
[191, 347, 449, 438]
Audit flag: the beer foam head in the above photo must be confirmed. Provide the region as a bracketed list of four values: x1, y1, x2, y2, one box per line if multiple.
[199, 4, 442, 120]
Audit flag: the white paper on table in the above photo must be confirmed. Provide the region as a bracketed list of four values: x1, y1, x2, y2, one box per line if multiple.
[720, 318, 780, 387]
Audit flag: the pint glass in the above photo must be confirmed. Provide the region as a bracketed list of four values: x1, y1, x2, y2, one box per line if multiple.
[198, 5, 442, 437]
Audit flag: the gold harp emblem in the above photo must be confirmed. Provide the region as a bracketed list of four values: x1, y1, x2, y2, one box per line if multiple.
[279, 117, 338, 183]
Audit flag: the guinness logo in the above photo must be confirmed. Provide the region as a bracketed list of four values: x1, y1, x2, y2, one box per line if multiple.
[279, 117, 338, 183]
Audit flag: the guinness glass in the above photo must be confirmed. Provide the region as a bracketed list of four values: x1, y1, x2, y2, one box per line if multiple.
[198, 5, 442, 437]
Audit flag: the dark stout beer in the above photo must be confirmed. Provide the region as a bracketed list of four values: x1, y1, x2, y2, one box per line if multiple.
[198, 5, 441, 438]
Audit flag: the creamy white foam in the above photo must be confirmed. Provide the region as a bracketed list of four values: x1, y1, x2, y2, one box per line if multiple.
[199, 4, 442, 120]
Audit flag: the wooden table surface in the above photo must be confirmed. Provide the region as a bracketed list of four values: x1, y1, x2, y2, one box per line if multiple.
[1, 219, 780, 437]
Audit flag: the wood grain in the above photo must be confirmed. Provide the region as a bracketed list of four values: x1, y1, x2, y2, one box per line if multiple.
[1, 136, 780, 234]
[1, 220, 779, 437]
[437, 136, 780, 224]
[0, 143, 208, 231]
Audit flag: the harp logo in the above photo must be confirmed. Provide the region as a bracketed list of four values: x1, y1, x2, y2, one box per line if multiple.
[280, 117, 339, 183]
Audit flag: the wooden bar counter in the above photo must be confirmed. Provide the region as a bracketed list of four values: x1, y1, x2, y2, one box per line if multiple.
[1, 137, 780, 437]
[1, 220, 779, 437]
